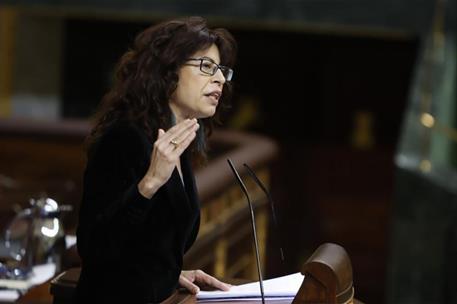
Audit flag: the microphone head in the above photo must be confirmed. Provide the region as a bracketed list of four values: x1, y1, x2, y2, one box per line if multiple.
[227, 159, 249, 195]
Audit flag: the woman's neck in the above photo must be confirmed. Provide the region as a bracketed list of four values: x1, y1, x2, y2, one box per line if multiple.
[170, 105, 187, 125]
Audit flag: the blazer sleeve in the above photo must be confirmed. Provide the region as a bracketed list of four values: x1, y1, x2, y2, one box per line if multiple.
[76, 124, 157, 262]
[184, 214, 200, 253]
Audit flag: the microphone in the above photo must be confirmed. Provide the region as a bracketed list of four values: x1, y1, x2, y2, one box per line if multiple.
[243, 163, 285, 264]
[227, 159, 265, 304]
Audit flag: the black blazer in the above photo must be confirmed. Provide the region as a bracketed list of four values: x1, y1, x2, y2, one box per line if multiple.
[75, 122, 200, 303]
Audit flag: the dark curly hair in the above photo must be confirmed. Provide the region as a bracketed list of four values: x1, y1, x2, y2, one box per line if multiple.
[86, 16, 237, 161]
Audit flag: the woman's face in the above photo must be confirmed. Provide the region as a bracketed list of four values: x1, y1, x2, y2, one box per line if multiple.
[169, 44, 226, 122]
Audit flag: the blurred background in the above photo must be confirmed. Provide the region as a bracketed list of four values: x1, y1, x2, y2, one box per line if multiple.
[0, 0, 456, 303]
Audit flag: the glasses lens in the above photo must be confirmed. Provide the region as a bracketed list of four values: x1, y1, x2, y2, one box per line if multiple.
[220, 67, 233, 81]
[200, 59, 217, 75]
[196, 58, 233, 81]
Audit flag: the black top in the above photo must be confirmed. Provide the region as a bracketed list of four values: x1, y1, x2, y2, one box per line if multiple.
[75, 122, 200, 303]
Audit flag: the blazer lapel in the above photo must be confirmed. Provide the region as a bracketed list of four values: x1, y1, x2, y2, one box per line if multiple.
[163, 150, 200, 253]
[165, 167, 191, 218]
[164, 150, 199, 218]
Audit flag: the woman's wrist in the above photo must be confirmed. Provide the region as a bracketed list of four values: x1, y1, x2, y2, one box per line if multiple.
[138, 176, 161, 199]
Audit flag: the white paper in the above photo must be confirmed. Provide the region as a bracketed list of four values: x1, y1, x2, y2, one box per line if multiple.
[198, 297, 294, 302]
[0, 290, 19, 302]
[65, 235, 77, 249]
[197, 272, 304, 301]
[29, 263, 57, 285]
[0, 263, 56, 302]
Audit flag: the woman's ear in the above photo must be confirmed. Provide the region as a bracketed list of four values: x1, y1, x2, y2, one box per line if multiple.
[158, 129, 165, 138]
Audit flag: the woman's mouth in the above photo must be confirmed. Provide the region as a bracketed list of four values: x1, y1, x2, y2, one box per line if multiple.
[204, 91, 221, 104]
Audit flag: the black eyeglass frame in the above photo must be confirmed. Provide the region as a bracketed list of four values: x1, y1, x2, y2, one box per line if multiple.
[186, 57, 233, 81]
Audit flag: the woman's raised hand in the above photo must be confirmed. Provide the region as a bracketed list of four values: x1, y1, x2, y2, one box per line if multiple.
[138, 118, 199, 199]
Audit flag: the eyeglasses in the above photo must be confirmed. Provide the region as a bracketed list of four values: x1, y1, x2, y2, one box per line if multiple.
[186, 57, 233, 81]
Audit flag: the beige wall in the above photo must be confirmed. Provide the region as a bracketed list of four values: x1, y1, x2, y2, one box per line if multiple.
[0, 8, 63, 119]
[0, 7, 16, 117]
[12, 13, 63, 119]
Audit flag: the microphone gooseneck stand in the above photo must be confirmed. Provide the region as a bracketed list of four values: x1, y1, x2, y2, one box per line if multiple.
[227, 159, 265, 304]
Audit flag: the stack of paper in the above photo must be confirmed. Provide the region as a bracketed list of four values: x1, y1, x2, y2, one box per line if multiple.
[197, 272, 304, 302]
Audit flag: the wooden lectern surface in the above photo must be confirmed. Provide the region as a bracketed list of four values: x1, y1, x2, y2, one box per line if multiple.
[164, 291, 364, 304]
[165, 291, 292, 304]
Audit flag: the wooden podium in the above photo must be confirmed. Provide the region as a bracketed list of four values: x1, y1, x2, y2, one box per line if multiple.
[41, 243, 363, 304]
[293, 243, 358, 304]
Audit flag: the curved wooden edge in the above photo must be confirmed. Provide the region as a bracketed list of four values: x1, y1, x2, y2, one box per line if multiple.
[0, 118, 91, 138]
[196, 129, 279, 202]
[293, 243, 355, 304]
[161, 290, 196, 304]
[303, 243, 353, 294]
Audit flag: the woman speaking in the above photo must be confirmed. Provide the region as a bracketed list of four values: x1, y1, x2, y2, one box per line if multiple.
[75, 16, 237, 303]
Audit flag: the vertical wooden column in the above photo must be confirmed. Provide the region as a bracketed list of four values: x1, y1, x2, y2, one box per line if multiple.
[0, 6, 16, 117]
[214, 238, 227, 277]
[256, 208, 268, 272]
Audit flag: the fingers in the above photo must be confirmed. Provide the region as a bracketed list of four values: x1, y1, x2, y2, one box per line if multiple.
[168, 122, 199, 153]
[158, 118, 197, 145]
[172, 127, 198, 155]
[153, 120, 198, 156]
[179, 273, 200, 294]
[194, 270, 231, 291]
[165, 123, 199, 155]
[156, 119, 199, 155]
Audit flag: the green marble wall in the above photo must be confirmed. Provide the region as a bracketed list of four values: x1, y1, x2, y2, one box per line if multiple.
[388, 168, 457, 303]
[387, 0, 457, 302]
[1, 0, 435, 34]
